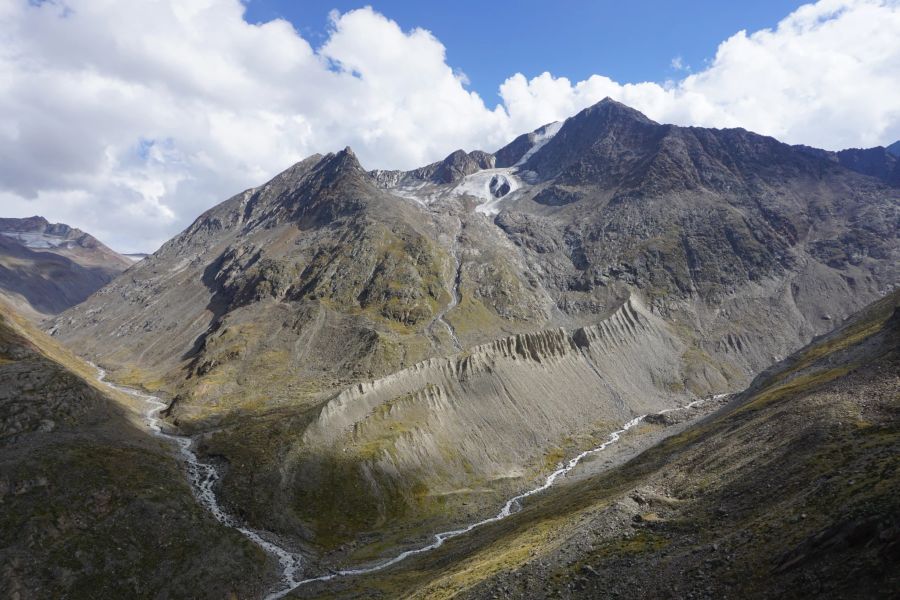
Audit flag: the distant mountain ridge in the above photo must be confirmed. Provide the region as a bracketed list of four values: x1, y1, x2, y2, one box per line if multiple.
[0, 216, 131, 318]
[795, 143, 900, 187]
[886, 140, 900, 157]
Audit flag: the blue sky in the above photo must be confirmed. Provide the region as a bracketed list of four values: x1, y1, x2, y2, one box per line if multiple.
[3, 0, 897, 252]
[244, 0, 806, 103]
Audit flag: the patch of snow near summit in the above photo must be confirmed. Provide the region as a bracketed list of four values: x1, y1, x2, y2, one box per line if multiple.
[449, 168, 521, 216]
[391, 181, 436, 207]
[0, 231, 68, 249]
[514, 120, 563, 167]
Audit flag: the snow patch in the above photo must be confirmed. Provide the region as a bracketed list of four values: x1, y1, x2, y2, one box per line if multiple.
[448, 168, 522, 216]
[390, 181, 436, 207]
[0, 231, 70, 249]
[514, 120, 563, 167]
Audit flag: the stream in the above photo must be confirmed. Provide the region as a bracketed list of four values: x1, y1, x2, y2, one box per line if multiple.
[93, 365, 304, 597]
[266, 395, 725, 598]
[94, 363, 722, 599]
[426, 218, 463, 351]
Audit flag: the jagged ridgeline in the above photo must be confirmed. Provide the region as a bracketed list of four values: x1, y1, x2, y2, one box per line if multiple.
[50, 99, 898, 562]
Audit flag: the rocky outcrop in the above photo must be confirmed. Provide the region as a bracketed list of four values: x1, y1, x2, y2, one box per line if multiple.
[405, 149, 497, 184]
[494, 121, 563, 168]
[489, 174, 512, 198]
[795, 144, 900, 187]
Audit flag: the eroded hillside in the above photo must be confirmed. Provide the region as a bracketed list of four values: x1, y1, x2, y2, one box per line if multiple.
[297, 290, 899, 599]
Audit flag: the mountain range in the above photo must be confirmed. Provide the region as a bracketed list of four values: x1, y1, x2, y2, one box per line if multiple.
[2, 98, 897, 598]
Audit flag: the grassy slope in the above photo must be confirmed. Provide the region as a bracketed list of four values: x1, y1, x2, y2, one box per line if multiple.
[0, 301, 274, 599]
[300, 290, 899, 599]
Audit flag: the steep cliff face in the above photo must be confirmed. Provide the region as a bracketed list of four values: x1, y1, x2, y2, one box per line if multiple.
[796, 143, 900, 187]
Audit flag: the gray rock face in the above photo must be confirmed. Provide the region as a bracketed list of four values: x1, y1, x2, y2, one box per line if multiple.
[489, 174, 512, 197]
[884, 140, 899, 157]
[795, 144, 900, 187]
[494, 121, 564, 168]
[411, 149, 496, 184]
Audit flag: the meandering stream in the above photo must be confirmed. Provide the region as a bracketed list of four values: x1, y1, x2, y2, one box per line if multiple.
[93, 366, 304, 595]
[94, 363, 722, 599]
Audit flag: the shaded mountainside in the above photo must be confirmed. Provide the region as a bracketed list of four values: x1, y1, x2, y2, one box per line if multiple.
[0, 300, 272, 598]
[49, 99, 899, 565]
[795, 143, 900, 188]
[300, 289, 900, 599]
[0, 216, 131, 318]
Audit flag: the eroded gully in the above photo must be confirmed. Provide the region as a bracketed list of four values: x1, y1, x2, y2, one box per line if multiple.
[426, 217, 463, 352]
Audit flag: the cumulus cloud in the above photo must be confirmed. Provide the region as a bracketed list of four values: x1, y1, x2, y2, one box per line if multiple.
[0, 0, 897, 251]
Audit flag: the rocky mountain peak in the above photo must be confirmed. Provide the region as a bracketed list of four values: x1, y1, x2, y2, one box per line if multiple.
[398, 148, 496, 184]
[0, 215, 51, 232]
[521, 97, 664, 181]
[793, 143, 900, 187]
[431, 149, 494, 183]
[318, 146, 365, 177]
[886, 140, 900, 157]
[581, 96, 658, 125]
[0, 216, 131, 318]
[0, 215, 79, 240]
[0, 215, 120, 254]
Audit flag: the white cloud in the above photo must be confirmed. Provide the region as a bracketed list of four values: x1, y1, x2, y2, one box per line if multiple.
[0, 0, 897, 252]
[670, 56, 688, 71]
